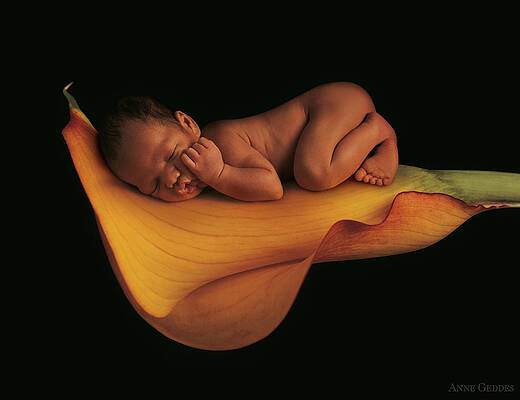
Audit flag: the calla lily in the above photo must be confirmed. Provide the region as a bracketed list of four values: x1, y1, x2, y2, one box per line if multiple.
[61, 83, 520, 350]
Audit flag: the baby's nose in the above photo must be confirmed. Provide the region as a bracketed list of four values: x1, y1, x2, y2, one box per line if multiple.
[165, 168, 181, 188]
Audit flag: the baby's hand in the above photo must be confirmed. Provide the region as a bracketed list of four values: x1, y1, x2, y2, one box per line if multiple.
[181, 137, 224, 185]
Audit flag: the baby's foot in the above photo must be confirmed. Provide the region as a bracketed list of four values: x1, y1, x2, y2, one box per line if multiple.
[354, 137, 399, 186]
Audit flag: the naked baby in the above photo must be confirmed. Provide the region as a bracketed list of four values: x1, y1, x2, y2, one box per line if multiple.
[99, 82, 399, 202]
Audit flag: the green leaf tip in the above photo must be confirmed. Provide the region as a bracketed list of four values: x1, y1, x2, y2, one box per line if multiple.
[63, 82, 80, 111]
[62, 82, 95, 130]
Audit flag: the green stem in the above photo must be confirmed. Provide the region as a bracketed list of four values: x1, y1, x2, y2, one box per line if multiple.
[397, 165, 520, 207]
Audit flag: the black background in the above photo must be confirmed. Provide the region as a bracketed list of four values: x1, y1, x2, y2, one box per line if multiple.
[49, 14, 518, 394]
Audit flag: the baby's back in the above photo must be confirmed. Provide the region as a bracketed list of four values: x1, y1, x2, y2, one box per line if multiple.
[202, 82, 372, 181]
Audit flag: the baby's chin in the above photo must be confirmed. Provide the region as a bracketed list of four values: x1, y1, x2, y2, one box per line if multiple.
[176, 183, 199, 196]
[161, 182, 204, 202]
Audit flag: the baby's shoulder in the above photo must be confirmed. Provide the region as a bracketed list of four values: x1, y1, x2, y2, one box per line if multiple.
[201, 120, 252, 157]
[202, 119, 247, 144]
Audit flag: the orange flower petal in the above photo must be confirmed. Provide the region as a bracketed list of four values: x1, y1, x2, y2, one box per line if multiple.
[124, 192, 489, 350]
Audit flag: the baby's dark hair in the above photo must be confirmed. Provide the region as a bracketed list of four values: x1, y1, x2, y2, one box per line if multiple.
[99, 96, 175, 162]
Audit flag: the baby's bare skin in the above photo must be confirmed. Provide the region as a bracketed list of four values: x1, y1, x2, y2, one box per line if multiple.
[111, 82, 398, 202]
[184, 82, 398, 201]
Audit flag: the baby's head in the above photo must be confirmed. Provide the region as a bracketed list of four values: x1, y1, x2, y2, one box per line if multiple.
[99, 96, 206, 201]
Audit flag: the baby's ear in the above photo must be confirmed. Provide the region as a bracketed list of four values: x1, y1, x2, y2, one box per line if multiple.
[174, 110, 200, 137]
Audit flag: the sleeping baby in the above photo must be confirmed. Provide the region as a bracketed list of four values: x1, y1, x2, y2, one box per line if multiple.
[99, 82, 398, 202]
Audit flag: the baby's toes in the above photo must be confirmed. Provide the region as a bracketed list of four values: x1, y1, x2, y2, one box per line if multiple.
[363, 174, 371, 183]
[383, 177, 393, 186]
[369, 176, 378, 185]
[376, 178, 383, 186]
[354, 168, 367, 182]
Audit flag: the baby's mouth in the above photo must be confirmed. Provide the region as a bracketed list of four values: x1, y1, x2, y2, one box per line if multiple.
[176, 179, 198, 195]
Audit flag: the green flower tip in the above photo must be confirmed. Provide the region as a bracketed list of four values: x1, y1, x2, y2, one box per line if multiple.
[63, 82, 80, 111]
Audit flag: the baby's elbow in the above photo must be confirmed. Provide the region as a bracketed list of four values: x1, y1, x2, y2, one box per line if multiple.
[269, 182, 284, 201]
[271, 190, 284, 201]
[258, 171, 284, 201]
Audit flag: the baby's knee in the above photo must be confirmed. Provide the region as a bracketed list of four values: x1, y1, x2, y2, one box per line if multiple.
[294, 163, 331, 191]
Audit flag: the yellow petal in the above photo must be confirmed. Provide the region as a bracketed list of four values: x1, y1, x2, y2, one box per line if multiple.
[61, 84, 520, 350]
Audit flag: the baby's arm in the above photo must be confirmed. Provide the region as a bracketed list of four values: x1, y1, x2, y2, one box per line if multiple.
[182, 136, 283, 201]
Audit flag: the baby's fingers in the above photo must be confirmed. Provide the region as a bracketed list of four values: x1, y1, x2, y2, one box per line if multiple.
[192, 142, 205, 152]
[198, 137, 215, 148]
[181, 153, 196, 169]
[184, 148, 201, 161]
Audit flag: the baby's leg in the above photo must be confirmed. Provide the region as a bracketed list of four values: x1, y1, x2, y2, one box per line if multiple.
[294, 111, 398, 191]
